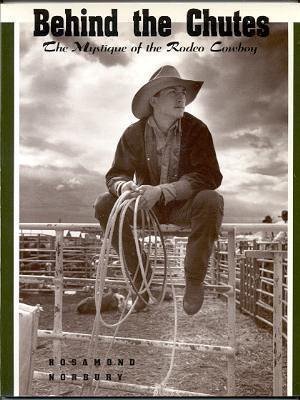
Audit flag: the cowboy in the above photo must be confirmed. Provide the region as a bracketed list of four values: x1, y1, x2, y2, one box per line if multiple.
[277, 209, 288, 224]
[273, 209, 288, 243]
[94, 65, 224, 315]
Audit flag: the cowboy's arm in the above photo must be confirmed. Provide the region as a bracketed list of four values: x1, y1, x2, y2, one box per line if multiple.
[160, 125, 222, 204]
[106, 130, 137, 197]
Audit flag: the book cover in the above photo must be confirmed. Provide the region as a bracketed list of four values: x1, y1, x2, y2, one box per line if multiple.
[1, 1, 298, 397]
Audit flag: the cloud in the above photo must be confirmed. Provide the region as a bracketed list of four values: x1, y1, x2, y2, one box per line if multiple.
[20, 163, 102, 180]
[56, 184, 65, 191]
[217, 131, 274, 151]
[20, 55, 77, 137]
[21, 135, 82, 157]
[19, 22, 288, 223]
[20, 164, 106, 222]
[55, 177, 82, 191]
[32, 64, 74, 97]
[240, 133, 272, 149]
[221, 193, 288, 223]
[247, 160, 288, 177]
[183, 24, 288, 140]
[20, 27, 33, 58]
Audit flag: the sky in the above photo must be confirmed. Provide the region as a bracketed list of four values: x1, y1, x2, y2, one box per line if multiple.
[19, 22, 288, 223]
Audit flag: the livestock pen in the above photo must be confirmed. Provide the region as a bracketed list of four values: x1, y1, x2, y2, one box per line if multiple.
[19, 222, 288, 396]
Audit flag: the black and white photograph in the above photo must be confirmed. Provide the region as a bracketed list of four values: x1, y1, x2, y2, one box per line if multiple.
[15, 4, 289, 397]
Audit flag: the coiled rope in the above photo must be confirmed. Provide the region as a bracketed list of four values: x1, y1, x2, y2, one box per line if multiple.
[81, 191, 178, 396]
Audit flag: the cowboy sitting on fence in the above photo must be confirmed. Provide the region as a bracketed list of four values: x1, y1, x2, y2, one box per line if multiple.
[94, 65, 223, 315]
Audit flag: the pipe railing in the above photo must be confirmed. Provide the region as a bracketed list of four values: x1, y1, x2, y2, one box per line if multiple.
[19, 222, 287, 396]
[20, 222, 287, 233]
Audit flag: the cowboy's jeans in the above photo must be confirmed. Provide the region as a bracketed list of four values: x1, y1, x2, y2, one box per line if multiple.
[94, 190, 224, 282]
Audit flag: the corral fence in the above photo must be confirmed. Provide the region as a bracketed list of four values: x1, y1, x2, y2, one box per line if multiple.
[19, 222, 287, 396]
[20, 224, 288, 334]
[212, 234, 288, 338]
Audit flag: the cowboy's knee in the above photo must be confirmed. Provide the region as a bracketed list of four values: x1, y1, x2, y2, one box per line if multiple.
[94, 192, 116, 221]
[192, 190, 224, 214]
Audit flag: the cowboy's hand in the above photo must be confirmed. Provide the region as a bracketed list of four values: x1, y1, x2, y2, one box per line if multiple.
[121, 181, 139, 198]
[137, 185, 162, 209]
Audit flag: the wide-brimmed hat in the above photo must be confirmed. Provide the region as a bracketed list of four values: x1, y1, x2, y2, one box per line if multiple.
[132, 65, 203, 119]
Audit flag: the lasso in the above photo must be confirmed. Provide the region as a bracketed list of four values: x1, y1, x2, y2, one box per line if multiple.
[81, 191, 178, 396]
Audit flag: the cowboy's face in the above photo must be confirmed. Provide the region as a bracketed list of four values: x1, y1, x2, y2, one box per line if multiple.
[151, 85, 186, 120]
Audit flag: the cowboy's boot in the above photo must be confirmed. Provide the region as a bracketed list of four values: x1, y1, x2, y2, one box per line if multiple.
[183, 278, 205, 315]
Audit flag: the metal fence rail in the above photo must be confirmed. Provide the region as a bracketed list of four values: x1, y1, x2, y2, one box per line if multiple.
[19, 222, 287, 396]
[19, 222, 238, 396]
[212, 235, 288, 339]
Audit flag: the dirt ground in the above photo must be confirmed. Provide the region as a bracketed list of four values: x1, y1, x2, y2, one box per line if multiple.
[22, 289, 287, 397]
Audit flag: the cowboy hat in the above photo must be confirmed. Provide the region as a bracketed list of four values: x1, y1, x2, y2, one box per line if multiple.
[132, 65, 203, 119]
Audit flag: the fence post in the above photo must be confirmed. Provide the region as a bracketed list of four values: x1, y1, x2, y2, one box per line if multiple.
[253, 258, 260, 318]
[53, 229, 64, 395]
[216, 239, 221, 287]
[210, 246, 217, 285]
[239, 257, 245, 311]
[227, 228, 236, 395]
[273, 252, 283, 395]
[179, 241, 184, 270]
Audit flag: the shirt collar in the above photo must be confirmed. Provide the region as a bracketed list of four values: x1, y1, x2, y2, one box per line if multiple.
[147, 115, 181, 136]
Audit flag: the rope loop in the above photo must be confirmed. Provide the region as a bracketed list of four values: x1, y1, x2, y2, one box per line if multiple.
[82, 192, 178, 396]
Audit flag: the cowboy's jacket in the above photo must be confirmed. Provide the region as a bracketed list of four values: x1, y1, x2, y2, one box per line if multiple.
[106, 112, 222, 203]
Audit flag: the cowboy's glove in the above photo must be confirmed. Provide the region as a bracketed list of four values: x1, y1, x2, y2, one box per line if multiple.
[137, 185, 162, 209]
